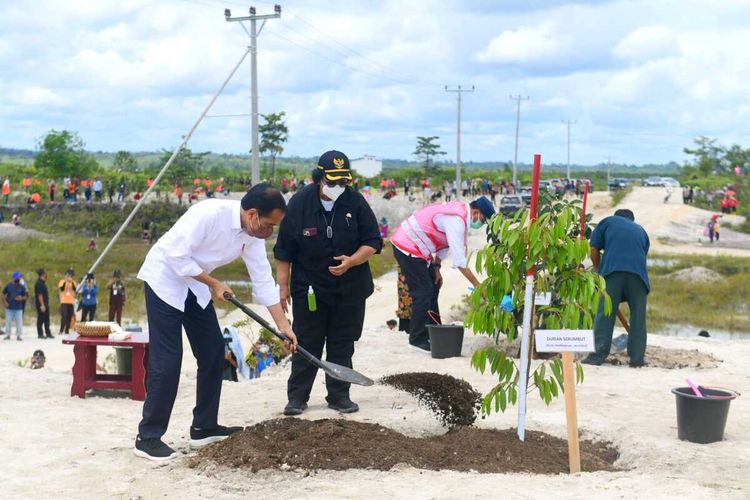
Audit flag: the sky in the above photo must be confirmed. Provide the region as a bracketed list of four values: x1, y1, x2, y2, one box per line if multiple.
[1, 0, 749, 165]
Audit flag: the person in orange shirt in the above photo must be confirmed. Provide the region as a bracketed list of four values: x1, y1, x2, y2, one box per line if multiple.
[174, 184, 183, 204]
[22, 176, 32, 192]
[58, 268, 77, 334]
[193, 177, 201, 187]
[147, 178, 154, 188]
[2, 178, 10, 204]
[204, 177, 213, 187]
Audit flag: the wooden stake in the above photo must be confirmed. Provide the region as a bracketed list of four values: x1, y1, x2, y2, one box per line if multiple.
[561, 351, 581, 473]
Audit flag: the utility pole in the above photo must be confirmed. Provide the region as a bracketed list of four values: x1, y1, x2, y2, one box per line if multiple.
[605, 156, 614, 193]
[445, 85, 474, 200]
[225, 5, 281, 186]
[510, 95, 529, 186]
[562, 120, 576, 180]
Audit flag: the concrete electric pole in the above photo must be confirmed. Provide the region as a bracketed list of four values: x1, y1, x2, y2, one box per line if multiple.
[445, 85, 474, 200]
[562, 120, 576, 180]
[605, 156, 614, 193]
[225, 5, 281, 186]
[510, 95, 529, 186]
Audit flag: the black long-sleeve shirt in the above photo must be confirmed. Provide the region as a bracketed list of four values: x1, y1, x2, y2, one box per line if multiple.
[274, 184, 382, 302]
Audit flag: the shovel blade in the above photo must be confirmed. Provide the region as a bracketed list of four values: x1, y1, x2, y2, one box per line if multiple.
[319, 359, 374, 386]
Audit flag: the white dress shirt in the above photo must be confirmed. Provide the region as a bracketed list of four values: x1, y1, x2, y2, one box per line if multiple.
[434, 214, 468, 268]
[137, 199, 280, 312]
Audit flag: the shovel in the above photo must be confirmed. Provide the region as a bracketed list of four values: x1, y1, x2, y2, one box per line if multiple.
[224, 293, 374, 386]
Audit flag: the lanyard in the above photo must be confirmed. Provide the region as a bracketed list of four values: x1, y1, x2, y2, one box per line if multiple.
[321, 208, 336, 239]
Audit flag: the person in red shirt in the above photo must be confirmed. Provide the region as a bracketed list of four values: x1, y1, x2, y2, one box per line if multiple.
[49, 181, 56, 202]
[193, 178, 201, 187]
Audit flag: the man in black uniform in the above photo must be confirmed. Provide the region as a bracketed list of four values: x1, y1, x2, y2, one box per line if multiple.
[274, 150, 382, 415]
[34, 269, 52, 339]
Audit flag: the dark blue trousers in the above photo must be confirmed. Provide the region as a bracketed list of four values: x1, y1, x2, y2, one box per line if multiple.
[393, 247, 441, 346]
[138, 283, 224, 440]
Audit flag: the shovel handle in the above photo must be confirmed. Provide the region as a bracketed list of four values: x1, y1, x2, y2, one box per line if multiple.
[223, 293, 319, 367]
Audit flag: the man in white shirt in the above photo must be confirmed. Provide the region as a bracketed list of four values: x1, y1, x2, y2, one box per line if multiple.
[391, 197, 494, 353]
[134, 184, 297, 461]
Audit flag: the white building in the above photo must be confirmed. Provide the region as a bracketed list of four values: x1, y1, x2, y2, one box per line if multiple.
[351, 155, 382, 178]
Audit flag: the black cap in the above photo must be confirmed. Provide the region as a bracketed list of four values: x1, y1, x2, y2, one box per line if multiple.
[66, 267, 74, 276]
[317, 150, 352, 181]
[113, 269, 121, 278]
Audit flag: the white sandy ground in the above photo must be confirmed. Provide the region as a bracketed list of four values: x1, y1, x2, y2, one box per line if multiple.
[1, 189, 750, 499]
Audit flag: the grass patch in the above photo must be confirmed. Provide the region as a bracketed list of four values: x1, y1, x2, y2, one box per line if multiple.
[646, 253, 750, 332]
[609, 185, 633, 207]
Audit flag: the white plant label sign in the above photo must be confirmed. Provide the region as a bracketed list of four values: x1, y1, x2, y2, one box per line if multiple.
[535, 330, 595, 353]
[534, 292, 552, 305]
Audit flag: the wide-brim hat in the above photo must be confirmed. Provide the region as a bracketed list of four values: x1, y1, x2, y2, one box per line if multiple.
[317, 150, 352, 182]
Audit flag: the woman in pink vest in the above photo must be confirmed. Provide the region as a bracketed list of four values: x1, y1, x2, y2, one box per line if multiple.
[391, 197, 495, 353]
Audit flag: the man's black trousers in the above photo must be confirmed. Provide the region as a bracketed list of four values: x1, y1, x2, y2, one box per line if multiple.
[393, 247, 441, 346]
[138, 283, 224, 440]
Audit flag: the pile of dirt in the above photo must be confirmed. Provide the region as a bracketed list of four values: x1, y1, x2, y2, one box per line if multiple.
[191, 418, 619, 474]
[666, 266, 722, 283]
[380, 372, 481, 427]
[606, 345, 721, 369]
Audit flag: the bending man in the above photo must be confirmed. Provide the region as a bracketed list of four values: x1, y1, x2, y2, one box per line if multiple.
[391, 197, 494, 353]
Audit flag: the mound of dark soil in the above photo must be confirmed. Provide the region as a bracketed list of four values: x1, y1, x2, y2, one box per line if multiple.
[380, 372, 481, 427]
[191, 418, 619, 474]
[606, 345, 720, 369]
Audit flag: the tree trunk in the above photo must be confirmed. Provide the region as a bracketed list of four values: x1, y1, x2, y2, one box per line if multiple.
[271, 155, 276, 182]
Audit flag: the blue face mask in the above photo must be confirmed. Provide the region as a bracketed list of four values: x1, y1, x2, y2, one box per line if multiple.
[470, 219, 483, 229]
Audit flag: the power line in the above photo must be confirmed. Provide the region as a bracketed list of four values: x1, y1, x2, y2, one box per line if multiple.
[264, 29, 423, 87]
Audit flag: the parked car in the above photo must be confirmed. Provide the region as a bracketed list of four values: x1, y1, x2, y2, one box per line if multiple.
[661, 177, 681, 188]
[644, 176, 664, 187]
[499, 195, 525, 216]
[608, 178, 629, 190]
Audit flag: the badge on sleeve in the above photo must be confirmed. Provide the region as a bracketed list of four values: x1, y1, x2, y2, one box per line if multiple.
[302, 227, 318, 237]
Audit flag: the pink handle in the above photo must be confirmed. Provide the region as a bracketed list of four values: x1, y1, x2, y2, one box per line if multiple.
[685, 377, 704, 397]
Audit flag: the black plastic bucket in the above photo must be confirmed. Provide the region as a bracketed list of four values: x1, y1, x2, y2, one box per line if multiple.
[427, 325, 464, 359]
[672, 387, 737, 443]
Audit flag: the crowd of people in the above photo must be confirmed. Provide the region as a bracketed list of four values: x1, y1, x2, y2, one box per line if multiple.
[1, 268, 127, 340]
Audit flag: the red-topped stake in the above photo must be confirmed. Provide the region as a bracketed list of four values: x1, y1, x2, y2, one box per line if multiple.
[529, 153, 541, 221]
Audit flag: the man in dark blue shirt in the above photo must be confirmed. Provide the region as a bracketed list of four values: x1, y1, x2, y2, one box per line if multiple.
[583, 209, 650, 367]
[3, 272, 28, 341]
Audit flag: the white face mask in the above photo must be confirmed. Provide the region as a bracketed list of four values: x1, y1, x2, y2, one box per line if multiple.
[322, 184, 345, 201]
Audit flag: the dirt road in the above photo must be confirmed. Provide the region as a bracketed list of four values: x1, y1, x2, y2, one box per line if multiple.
[588, 187, 750, 257]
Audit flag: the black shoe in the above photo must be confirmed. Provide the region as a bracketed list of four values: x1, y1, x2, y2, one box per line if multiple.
[189, 424, 243, 448]
[581, 356, 603, 366]
[408, 340, 431, 354]
[327, 398, 360, 414]
[133, 435, 178, 461]
[38, 336, 45, 339]
[629, 359, 647, 368]
[283, 400, 308, 416]
[46, 334, 55, 339]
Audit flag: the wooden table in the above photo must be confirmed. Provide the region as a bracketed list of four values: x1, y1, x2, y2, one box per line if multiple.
[62, 332, 149, 401]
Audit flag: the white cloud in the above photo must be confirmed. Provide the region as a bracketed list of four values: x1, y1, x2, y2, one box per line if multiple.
[14, 86, 67, 106]
[612, 25, 679, 62]
[475, 22, 568, 63]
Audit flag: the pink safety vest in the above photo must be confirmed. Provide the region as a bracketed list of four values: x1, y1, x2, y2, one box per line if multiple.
[391, 201, 468, 261]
